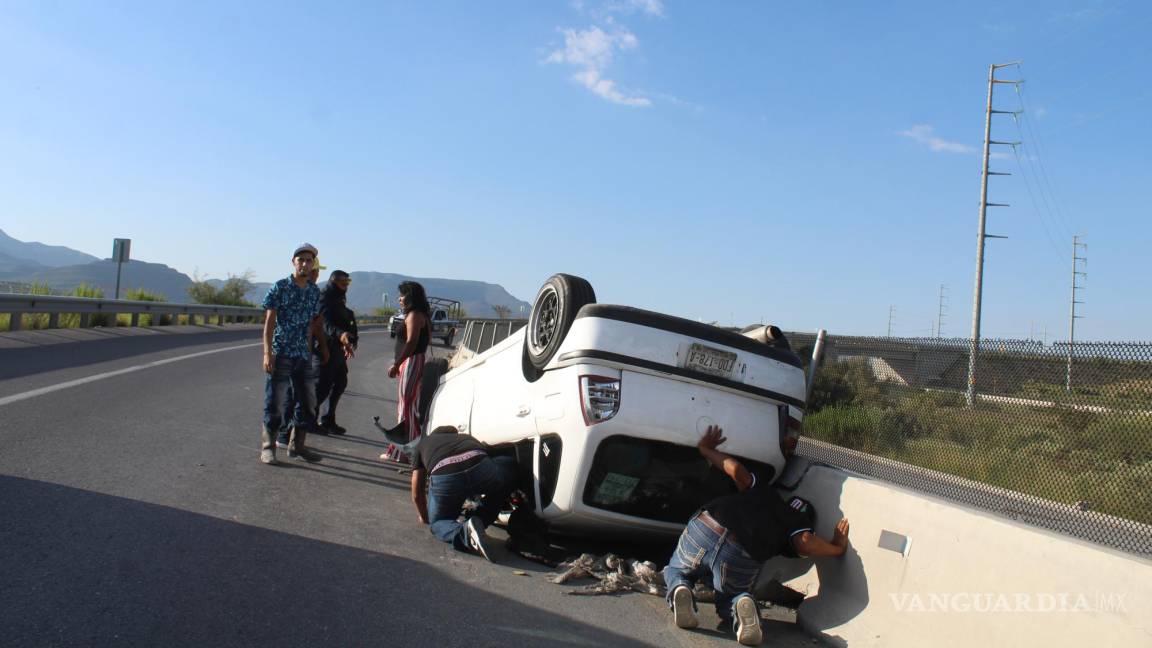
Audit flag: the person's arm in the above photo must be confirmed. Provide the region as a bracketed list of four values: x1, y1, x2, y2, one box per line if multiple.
[389, 311, 425, 377]
[262, 310, 277, 373]
[311, 316, 330, 364]
[791, 518, 850, 557]
[411, 468, 429, 524]
[697, 425, 754, 492]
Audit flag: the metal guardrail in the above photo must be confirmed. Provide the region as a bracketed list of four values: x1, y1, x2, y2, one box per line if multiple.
[458, 318, 527, 354]
[0, 293, 263, 331]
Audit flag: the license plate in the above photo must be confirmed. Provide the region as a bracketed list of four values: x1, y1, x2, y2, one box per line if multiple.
[684, 343, 737, 378]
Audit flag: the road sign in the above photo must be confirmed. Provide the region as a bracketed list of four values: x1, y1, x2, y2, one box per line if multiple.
[112, 238, 131, 299]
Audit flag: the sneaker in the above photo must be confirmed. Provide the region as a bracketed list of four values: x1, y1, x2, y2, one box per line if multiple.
[733, 596, 762, 646]
[276, 440, 290, 450]
[260, 449, 276, 465]
[671, 585, 698, 629]
[287, 447, 323, 463]
[464, 517, 493, 562]
[324, 422, 347, 435]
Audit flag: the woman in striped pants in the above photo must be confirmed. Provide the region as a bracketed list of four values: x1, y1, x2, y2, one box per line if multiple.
[384, 281, 431, 463]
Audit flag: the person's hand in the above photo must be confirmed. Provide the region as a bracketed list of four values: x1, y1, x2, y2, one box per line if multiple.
[339, 332, 351, 346]
[832, 518, 850, 552]
[697, 425, 726, 452]
[263, 352, 274, 374]
[418, 513, 429, 525]
[388, 363, 400, 378]
[343, 343, 356, 360]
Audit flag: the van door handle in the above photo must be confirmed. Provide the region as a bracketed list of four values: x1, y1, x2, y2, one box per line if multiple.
[516, 405, 531, 417]
[457, 423, 468, 432]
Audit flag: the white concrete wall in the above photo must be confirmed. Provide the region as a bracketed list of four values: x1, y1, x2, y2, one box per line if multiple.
[760, 465, 1152, 647]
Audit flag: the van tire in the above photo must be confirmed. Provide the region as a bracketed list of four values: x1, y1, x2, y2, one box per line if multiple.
[524, 274, 596, 371]
[418, 358, 449, 429]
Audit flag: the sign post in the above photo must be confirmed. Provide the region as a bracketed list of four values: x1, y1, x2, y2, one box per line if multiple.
[112, 238, 131, 299]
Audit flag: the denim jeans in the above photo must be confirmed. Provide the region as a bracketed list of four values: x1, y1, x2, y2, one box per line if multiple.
[262, 355, 318, 451]
[426, 455, 516, 551]
[663, 513, 761, 622]
[277, 354, 324, 442]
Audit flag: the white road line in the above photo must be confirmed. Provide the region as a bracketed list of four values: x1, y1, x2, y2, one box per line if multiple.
[0, 342, 264, 407]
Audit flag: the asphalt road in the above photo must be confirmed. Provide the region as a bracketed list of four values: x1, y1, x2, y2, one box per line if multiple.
[0, 326, 816, 647]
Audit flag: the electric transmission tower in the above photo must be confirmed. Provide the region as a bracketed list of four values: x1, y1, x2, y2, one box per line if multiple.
[936, 284, 949, 338]
[967, 62, 1022, 407]
[1067, 235, 1087, 392]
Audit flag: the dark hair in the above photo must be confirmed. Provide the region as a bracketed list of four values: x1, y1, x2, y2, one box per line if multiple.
[330, 270, 350, 281]
[398, 281, 430, 315]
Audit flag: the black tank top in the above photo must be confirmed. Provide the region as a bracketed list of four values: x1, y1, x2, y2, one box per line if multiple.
[414, 314, 430, 354]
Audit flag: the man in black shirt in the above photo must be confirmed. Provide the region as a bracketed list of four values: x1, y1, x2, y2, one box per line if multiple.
[663, 426, 850, 646]
[410, 426, 516, 561]
[317, 270, 358, 434]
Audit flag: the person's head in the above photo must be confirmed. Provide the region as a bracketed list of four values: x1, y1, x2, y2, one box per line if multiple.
[308, 258, 324, 284]
[397, 280, 430, 315]
[430, 425, 459, 435]
[329, 270, 351, 293]
[291, 243, 318, 279]
[786, 496, 817, 530]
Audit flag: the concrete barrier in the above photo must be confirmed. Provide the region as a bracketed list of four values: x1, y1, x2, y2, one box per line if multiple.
[759, 463, 1152, 647]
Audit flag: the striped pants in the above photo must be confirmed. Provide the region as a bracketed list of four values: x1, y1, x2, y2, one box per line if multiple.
[385, 352, 425, 462]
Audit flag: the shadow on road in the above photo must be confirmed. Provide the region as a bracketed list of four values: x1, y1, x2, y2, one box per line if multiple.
[0, 329, 263, 381]
[0, 475, 648, 647]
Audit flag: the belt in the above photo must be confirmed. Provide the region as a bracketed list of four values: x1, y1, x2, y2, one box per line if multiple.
[697, 510, 727, 535]
[431, 449, 485, 474]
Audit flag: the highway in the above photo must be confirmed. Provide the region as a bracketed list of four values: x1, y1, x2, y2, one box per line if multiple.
[0, 325, 814, 647]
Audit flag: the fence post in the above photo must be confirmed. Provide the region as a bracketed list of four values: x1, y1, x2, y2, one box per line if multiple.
[131, 313, 140, 327]
[80, 313, 91, 328]
[48, 312, 59, 329]
[9, 312, 22, 331]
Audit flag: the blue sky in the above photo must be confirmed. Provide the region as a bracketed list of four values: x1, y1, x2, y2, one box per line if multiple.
[1, 1, 1149, 340]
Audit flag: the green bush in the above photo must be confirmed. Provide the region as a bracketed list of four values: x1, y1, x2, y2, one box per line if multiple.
[119, 288, 171, 326]
[188, 272, 255, 307]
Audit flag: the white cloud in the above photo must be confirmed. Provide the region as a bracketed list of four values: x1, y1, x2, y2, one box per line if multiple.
[615, 0, 665, 16]
[546, 25, 651, 107]
[898, 125, 975, 154]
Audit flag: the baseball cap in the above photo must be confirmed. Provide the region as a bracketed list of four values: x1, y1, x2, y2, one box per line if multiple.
[293, 243, 318, 258]
[313, 258, 327, 271]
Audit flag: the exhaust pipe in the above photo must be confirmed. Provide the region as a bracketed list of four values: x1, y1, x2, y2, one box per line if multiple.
[805, 329, 827, 403]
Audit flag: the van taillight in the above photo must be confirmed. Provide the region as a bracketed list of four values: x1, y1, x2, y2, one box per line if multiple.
[779, 405, 802, 457]
[580, 375, 621, 425]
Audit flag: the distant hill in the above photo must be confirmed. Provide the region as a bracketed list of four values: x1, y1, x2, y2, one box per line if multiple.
[0, 231, 531, 314]
[0, 228, 99, 267]
[3, 259, 195, 301]
[343, 272, 531, 318]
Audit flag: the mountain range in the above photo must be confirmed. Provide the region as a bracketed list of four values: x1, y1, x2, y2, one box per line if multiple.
[0, 229, 530, 317]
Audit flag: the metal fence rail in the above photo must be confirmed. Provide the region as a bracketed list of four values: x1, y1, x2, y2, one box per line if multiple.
[0, 293, 263, 330]
[786, 332, 1152, 555]
[458, 318, 527, 354]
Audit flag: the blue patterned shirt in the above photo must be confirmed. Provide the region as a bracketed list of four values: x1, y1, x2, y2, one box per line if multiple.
[262, 277, 321, 359]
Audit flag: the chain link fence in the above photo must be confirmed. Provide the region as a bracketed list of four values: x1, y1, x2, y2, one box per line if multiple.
[787, 332, 1152, 555]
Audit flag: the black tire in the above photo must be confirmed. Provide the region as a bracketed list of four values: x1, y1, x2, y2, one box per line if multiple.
[523, 273, 596, 371]
[443, 332, 454, 347]
[418, 358, 449, 431]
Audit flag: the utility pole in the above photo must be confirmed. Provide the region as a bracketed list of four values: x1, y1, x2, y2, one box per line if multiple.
[887, 305, 896, 337]
[1067, 235, 1087, 392]
[936, 284, 948, 338]
[967, 62, 1021, 407]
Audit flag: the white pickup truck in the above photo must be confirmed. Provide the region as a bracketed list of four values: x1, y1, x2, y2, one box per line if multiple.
[425, 274, 808, 538]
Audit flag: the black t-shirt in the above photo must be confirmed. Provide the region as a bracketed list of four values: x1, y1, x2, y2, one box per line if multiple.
[413, 431, 486, 475]
[703, 470, 815, 562]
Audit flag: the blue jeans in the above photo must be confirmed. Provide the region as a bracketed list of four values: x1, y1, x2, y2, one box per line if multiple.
[262, 355, 318, 451]
[663, 513, 761, 622]
[427, 455, 516, 551]
[278, 354, 323, 442]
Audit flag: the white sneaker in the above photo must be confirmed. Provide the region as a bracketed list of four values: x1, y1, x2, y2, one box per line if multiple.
[734, 596, 762, 646]
[465, 517, 493, 562]
[260, 449, 276, 465]
[671, 585, 698, 629]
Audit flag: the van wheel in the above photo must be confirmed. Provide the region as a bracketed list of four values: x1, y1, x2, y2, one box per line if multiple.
[444, 333, 454, 346]
[418, 358, 449, 429]
[524, 274, 596, 371]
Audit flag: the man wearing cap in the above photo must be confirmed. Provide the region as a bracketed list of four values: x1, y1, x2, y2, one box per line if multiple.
[259, 243, 328, 464]
[316, 269, 358, 434]
[407, 425, 517, 561]
[664, 425, 850, 646]
[276, 261, 330, 449]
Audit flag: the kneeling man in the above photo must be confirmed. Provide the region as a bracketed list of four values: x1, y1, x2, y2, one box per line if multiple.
[410, 426, 516, 561]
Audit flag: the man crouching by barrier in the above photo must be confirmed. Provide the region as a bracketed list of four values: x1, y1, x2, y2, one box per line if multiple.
[664, 425, 850, 646]
[408, 426, 516, 561]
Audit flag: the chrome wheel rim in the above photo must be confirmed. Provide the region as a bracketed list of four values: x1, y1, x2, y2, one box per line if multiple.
[530, 288, 559, 353]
